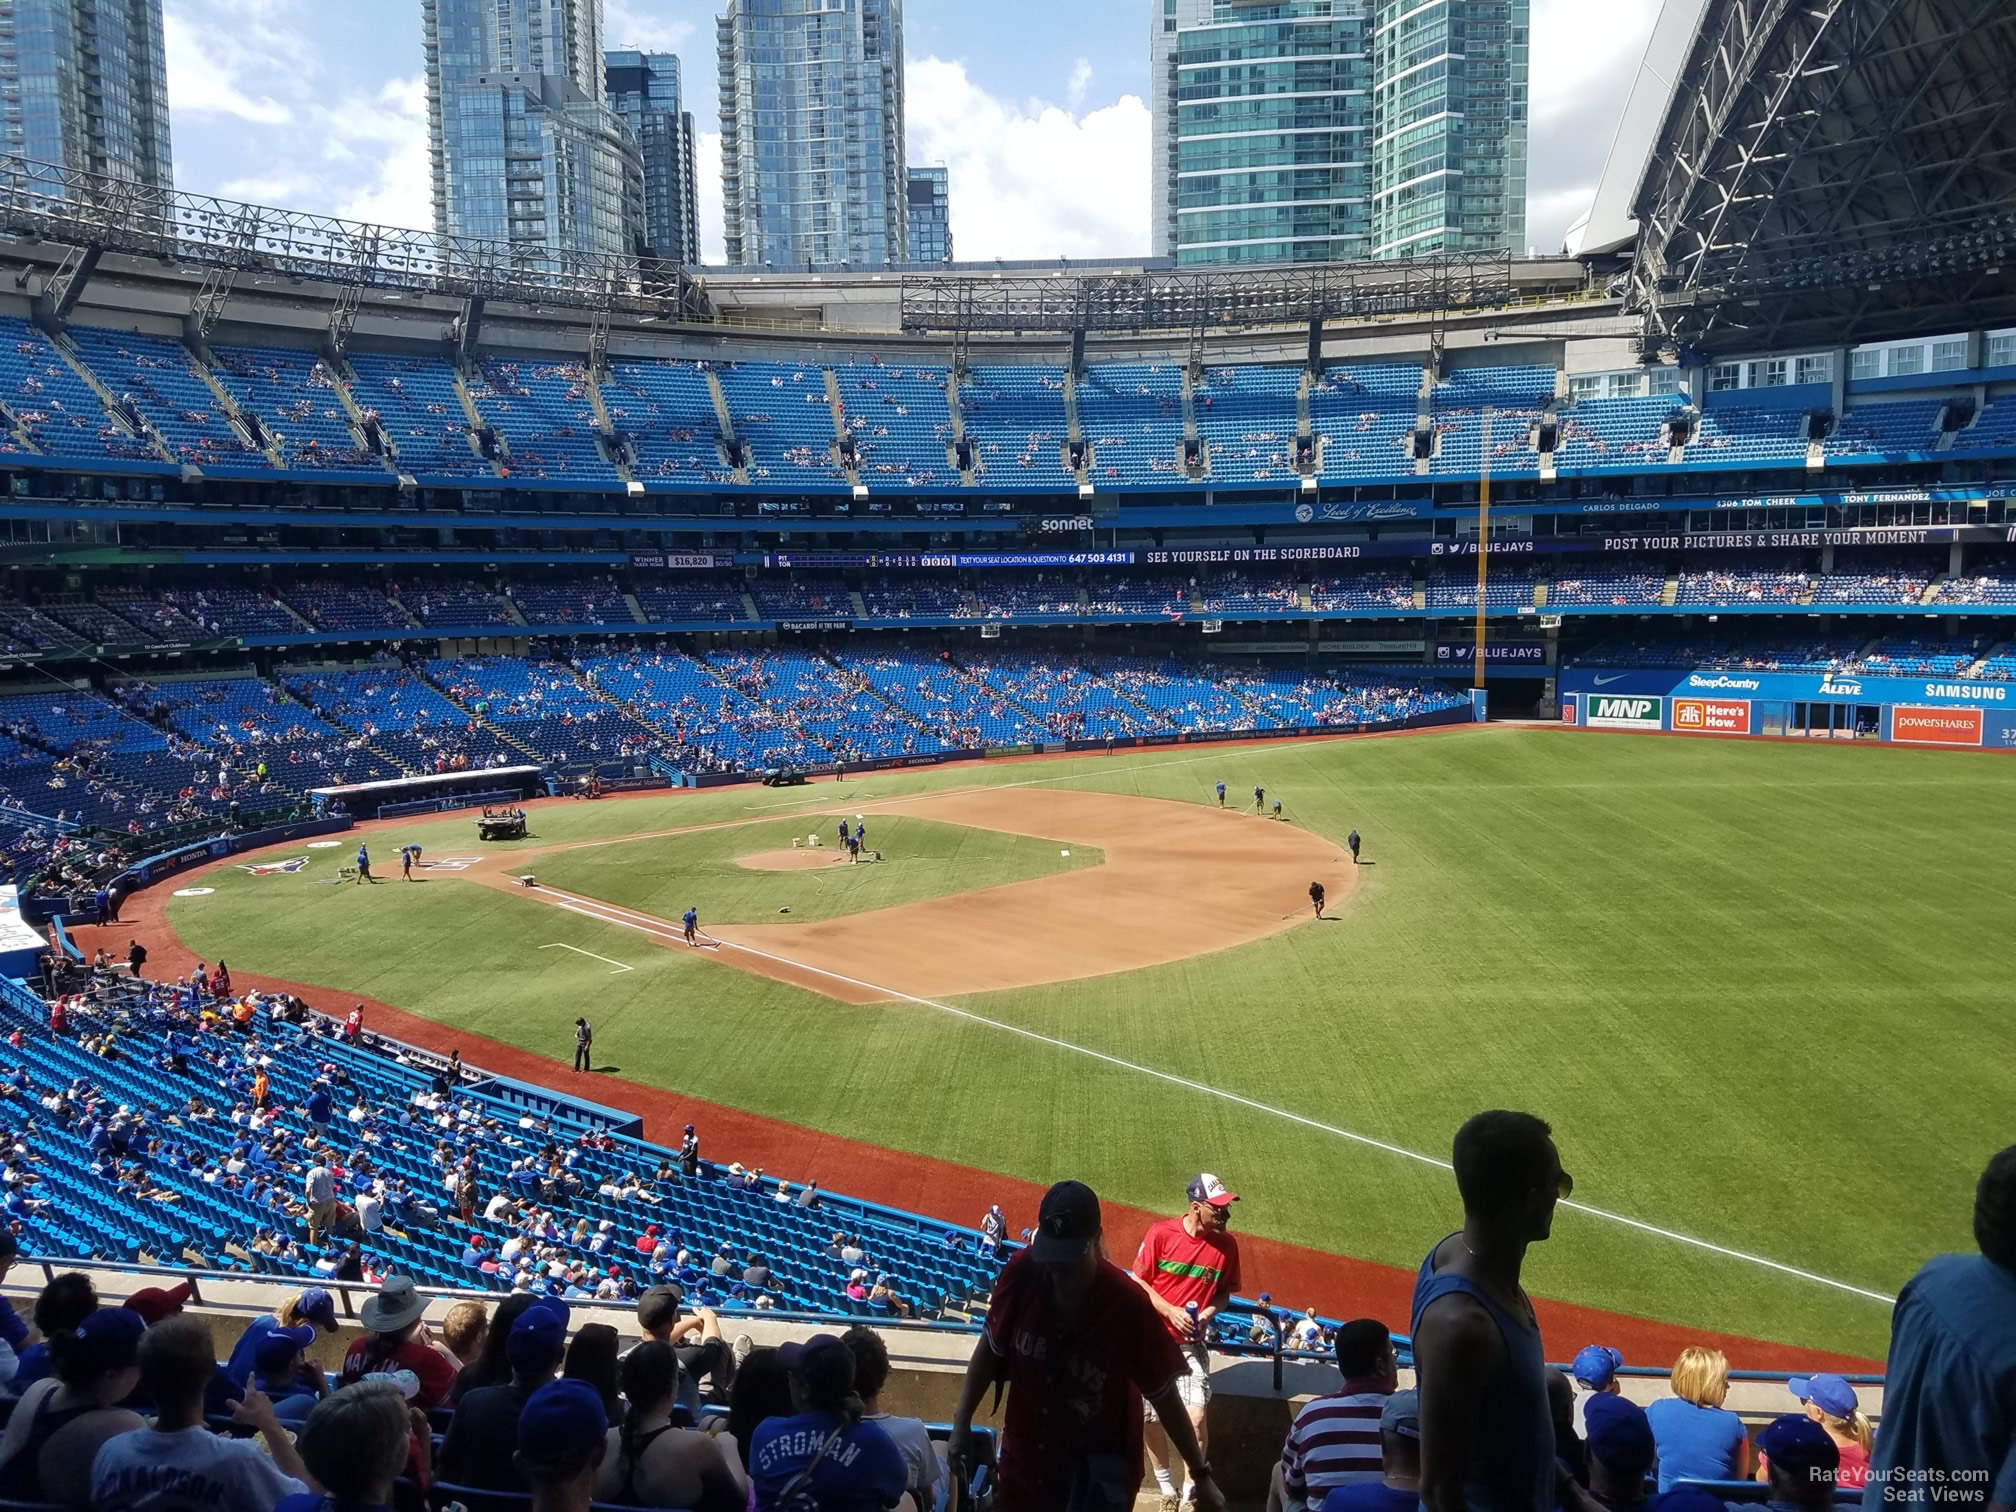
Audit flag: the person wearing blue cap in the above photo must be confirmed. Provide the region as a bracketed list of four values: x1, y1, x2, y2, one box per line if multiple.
[1752, 1414, 1840, 1511]
[1582, 1393, 1657, 1512]
[515, 1379, 609, 1512]
[222, 1286, 341, 1393]
[1864, 1144, 2016, 1512]
[1570, 1345, 1624, 1439]
[0, 1307, 147, 1506]
[440, 1300, 569, 1490]
[749, 1333, 906, 1512]
[1760, 1375, 1870, 1490]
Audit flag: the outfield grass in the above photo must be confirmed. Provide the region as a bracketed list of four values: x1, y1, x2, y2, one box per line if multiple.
[168, 729, 2016, 1357]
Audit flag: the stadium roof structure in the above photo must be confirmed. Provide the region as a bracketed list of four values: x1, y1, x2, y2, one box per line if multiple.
[1621, 0, 2016, 355]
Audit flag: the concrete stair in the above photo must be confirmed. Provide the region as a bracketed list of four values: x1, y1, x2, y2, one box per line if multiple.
[47, 331, 174, 464]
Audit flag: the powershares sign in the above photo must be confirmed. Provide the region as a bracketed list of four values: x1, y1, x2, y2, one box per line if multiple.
[1586, 694, 1664, 730]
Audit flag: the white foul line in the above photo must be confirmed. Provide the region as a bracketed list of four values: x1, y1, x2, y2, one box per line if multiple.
[537, 941, 634, 975]
[525, 884, 1895, 1307]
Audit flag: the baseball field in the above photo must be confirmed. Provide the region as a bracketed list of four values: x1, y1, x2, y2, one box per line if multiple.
[149, 725, 2016, 1364]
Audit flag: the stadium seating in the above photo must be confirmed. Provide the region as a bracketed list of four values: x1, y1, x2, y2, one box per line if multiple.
[858, 575, 969, 620]
[1195, 571, 1302, 617]
[63, 325, 271, 473]
[971, 573, 1083, 620]
[706, 649, 920, 761]
[835, 360, 953, 486]
[834, 652, 1043, 749]
[136, 676, 403, 792]
[404, 583, 516, 629]
[632, 578, 751, 624]
[283, 665, 521, 773]
[0, 980, 1003, 1316]
[465, 359, 618, 483]
[1938, 558, 2016, 604]
[1812, 556, 1935, 606]
[345, 353, 493, 479]
[0, 315, 158, 462]
[1673, 558, 1811, 606]
[963, 654, 1156, 741]
[1429, 365, 1551, 478]
[958, 366, 1072, 486]
[1690, 386, 1817, 465]
[425, 657, 662, 768]
[1855, 638, 1978, 676]
[598, 359, 729, 482]
[1309, 572, 1416, 613]
[1311, 363, 1421, 482]
[750, 574, 853, 619]
[1192, 364, 1300, 484]
[1548, 562, 1667, 607]
[1824, 400, 1944, 461]
[578, 650, 832, 770]
[1426, 567, 1537, 611]
[1076, 364, 1186, 485]
[717, 362, 847, 486]
[508, 577, 635, 628]
[1554, 396, 1678, 471]
[280, 581, 415, 633]
[1082, 574, 1190, 618]
[208, 345, 388, 478]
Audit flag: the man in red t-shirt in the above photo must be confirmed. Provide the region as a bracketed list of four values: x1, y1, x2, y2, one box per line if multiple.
[949, 1180, 1224, 1512]
[1132, 1172, 1243, 1510]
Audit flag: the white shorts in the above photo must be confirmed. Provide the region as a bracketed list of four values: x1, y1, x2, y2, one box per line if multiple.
[1143, 1341, 1211, 1418]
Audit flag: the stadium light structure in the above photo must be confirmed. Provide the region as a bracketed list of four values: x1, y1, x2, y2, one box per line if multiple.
[0, 156, 711, 323]
[897, 254, 1558, 336]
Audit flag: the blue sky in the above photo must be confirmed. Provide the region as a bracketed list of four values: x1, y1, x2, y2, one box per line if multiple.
[162, 0, 1657, 262]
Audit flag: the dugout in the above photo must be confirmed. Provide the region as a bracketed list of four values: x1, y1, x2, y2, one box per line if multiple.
[311, 765, 545, 821]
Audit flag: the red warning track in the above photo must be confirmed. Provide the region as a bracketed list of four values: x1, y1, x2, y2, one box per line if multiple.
[91, 799, 1881, 1374]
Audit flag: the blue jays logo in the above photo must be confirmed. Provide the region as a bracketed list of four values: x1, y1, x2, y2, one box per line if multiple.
[238, 857, 309, 876]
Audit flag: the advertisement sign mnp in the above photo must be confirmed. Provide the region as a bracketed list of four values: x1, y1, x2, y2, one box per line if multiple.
[1586, 694, 1664, 730]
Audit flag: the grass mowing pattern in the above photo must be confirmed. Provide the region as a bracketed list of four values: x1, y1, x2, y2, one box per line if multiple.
[530, 816, 1100, 924]
[168, 730, 2016, 1357]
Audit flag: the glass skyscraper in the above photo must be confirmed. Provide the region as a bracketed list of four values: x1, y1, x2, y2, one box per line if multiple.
[1152, 0, 1524, 265]
[424, 0, 642, 258]
[906, 165, 950, 264]
[1153, 0, 1371, 266]
[0, 0, 174, 193]
[1370, 0, 1527, 257]
[606, 50, 700, 264]
[717, 0, 906, 268]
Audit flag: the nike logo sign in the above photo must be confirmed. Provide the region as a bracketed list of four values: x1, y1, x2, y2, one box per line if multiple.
[1592, 674, 1628, 686]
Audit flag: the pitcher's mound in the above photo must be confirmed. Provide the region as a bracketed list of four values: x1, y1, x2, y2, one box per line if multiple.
[737, 849, 854, 873]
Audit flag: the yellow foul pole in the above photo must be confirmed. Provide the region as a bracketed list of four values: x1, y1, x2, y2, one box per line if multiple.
[1473, 406, 1492, 691]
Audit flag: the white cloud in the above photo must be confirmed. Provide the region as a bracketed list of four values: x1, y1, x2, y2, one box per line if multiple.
[604, 0, 697, 57]
[321, 76, 433, 231]
[1525, 0, 1662, 252]
[696, 130, 726, 263]
[1066, 58, 1094, 112]
[163, 4, 300, 125]
[906, 56, 1150, 262]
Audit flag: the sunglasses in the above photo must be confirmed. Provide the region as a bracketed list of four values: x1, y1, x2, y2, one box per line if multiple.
[1555, 1170, 1575, 1200]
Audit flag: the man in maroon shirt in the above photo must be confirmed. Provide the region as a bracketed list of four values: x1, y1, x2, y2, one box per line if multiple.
[948, 1180, 1223, 1512]
[1132, 1173, 1243, 1509]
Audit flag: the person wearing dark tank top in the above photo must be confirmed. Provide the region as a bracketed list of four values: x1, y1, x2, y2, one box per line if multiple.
[1413, 1110, 1605, 1512]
